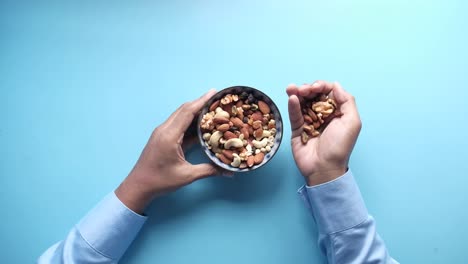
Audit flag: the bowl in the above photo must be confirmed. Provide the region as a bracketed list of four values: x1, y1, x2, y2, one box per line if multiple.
[197, 86, 283, 172]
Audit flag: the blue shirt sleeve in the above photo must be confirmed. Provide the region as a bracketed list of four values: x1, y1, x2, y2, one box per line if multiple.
[298, 170, 399, 264]
[37, 192, 147, 263]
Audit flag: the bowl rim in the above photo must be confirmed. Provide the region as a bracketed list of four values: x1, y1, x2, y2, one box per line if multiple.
[197, 85, 283, 172]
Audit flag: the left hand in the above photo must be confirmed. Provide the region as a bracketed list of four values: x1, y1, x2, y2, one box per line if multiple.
[115, 89, 226, 214]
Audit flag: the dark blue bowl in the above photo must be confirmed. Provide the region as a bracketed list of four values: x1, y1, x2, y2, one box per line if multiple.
[197, 86, 283, 172]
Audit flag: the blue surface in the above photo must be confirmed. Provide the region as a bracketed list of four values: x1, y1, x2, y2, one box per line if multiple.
[1, 1, 467, 263]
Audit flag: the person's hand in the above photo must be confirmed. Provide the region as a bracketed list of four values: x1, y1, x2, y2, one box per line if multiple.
[115, 89, 226, 214]
[286, 81, 362, 186]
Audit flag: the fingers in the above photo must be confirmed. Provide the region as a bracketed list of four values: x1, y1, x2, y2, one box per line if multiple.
[287, 80, 361, 133]
[288, 81, 340, 99]
[166, 89, 217, 139]
[298, 81, 335, 98]
[329, 82, 360, 124]
[295, 81, 357, 114]
[288, 95, 304, 138]
[327, 82, 352, 105]
[286, 83, 299, 96]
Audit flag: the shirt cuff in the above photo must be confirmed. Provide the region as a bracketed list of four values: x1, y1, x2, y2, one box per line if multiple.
[297, 170, 368, 235]
[76, 192, 147, 260]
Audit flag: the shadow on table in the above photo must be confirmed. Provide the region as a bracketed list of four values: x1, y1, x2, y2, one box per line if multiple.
[120, 145, 286, 262]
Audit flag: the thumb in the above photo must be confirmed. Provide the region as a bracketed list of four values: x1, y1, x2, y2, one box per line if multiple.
[288, 95, 304, 138]
[190, 163, 220, 181]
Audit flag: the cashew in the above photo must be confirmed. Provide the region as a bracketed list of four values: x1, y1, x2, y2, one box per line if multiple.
[212, 146, 222, 153]
[215, 110, 230, 119]
[239, 152, 247, 160]
[224, 138, 243, 149]
[231, 153, 241, 167]
[268, 136, 275, 146]
[255, 149, 261, 154]
[260, 147, 266, 153]
[246, 144, 252, 153]
[261, 130, 271, 138]
[209, 131, 223, 148]
[253, 138, 268, 149]
[202, 133, 212, 141]
[265, 145, 271, 152]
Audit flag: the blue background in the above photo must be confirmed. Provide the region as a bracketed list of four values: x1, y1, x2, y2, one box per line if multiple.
[1, 1, 467, 263]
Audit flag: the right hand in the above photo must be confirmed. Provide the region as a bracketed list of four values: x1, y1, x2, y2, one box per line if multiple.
[115, 89, 225, 214]
[286, 81, 362, 186]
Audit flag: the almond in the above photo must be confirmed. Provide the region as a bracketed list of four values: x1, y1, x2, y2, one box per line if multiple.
[303, 114, 313, 124]
[247, 156, 255, 167]
[222, 103, 234, 115]
[258, 100, 271, 114]
[307, 108, 318, 121]
[224, 131, 237, 140]
[216, 153, 232, 164]
[252, 111, 263, 121]
[248, 126, 254, 136]
[209, 100, 220, 112]
[312, 121, 321, 129]
[254, 127, 263, 139]
[253, 152, 265, 165]
[222, 149, 234, 160]
[217, 124, 230, 132]
[213, 117, 229, 124]
[240, 125, 250, 139]
[230, 117, 244, 128]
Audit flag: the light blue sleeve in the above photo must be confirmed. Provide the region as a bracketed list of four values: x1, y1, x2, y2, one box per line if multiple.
[37, 192, 147, 264]
[298, 170, 399, 264]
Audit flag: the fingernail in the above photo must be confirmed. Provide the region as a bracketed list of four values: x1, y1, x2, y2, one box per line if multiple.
[312, 82, 320, 87]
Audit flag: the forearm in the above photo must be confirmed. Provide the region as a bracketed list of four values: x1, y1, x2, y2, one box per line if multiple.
[38, 192, 147, 263]
[299, 170, 398, 264]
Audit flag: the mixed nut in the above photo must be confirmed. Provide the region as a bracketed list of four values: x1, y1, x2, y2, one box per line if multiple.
[301, 94, 342, 144]
[200, 92, 277, 169]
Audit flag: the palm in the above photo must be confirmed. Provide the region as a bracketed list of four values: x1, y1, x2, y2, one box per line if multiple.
[292, 117, 353, 177]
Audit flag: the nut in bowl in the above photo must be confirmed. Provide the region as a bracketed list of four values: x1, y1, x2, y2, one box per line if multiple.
[197, 86, 283, 172]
